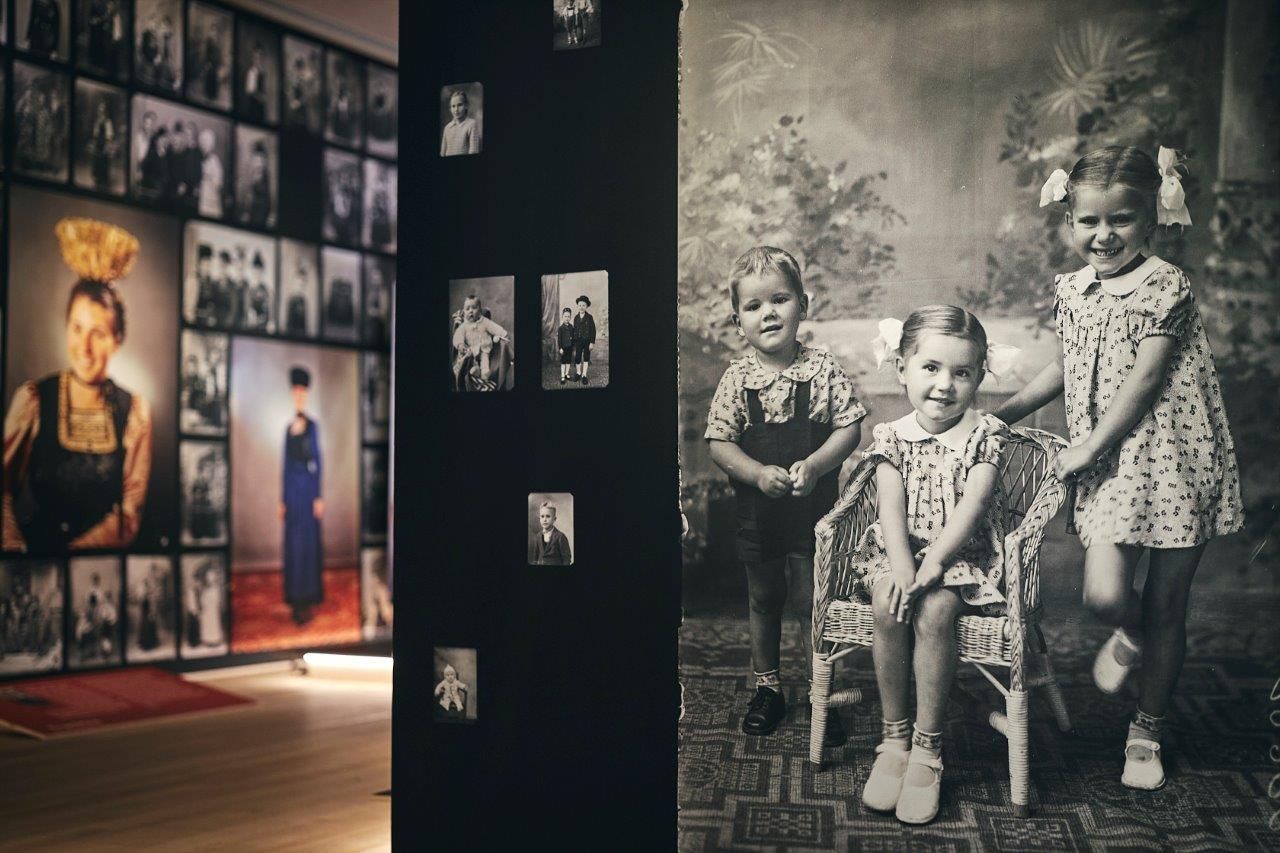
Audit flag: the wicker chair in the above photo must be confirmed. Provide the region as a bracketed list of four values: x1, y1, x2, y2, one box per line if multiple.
[808, 427, 1072, 818]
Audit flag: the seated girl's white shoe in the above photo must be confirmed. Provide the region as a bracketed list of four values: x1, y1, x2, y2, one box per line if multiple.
[894, 748, 943, 825]
[1121, 737, 1165, 790]
[1093, 628, 1141, 694]
[860, 741, 909, 812]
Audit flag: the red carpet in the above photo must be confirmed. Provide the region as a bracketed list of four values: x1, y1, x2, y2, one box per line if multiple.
[231, 567, 361, 653]
[0, 667, 251, 738]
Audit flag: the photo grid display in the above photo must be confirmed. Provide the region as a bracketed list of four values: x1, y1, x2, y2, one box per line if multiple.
[0, 0, 396, 678]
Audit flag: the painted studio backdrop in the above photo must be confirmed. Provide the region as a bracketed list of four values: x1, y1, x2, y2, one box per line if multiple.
[0, 0, 396, 678]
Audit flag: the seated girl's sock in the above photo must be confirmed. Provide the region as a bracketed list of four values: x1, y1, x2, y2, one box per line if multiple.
[906, 727, 943, 785]
[882, 717, 911, 748]
[754, 669, 781, 694]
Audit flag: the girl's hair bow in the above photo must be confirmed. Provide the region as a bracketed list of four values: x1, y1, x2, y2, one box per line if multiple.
[870, 317, 1022, 380]
[870, 318, 903, 369]
[1039, 169, 1069, 207]
[1156, 146, 1192, 226]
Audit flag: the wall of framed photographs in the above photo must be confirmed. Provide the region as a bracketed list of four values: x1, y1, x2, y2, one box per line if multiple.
[0, 0, 396, 679]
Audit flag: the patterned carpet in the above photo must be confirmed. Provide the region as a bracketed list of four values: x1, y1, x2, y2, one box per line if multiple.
[678, 589, 1280, 851]
[230, 567, 361, 653]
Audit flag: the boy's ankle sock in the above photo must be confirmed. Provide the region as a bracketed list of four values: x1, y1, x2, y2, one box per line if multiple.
[1130, 707, 1164, 742]
[754, 669, 781, 693]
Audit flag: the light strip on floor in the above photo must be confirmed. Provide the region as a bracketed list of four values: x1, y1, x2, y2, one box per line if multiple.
[302, 652, 394, 676]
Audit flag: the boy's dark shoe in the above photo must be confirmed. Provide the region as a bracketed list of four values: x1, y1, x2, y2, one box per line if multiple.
[742, 686, 786, 735]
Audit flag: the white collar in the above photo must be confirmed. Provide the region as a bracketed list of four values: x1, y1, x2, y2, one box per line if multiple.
[1069, 255, 1166, 297]
[890, 408, 981, 453]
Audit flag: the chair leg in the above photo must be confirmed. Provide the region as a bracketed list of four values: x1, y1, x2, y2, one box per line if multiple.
[1006, 689, 1031, 817]
[1041, 665, 1073, 734]
[809, 652, 833, 766]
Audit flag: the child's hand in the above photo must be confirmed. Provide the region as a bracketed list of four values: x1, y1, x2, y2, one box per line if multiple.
[756, 466, 793, 498]
[788, 459, 816, 497]
[1053, 443, 1096, 480]
[886, 566, 917, 623]
[900, 557, 945, 618]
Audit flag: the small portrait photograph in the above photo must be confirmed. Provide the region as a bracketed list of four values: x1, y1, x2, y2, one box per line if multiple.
[236, 18, 280, 126]
[67, 556, 122, 669]
[5, 188, 181, 554]
[0, 561, 64, 675]
[439, 82, 482, 157]
[13, 62, 70, 182]
[185, 1, 233, 111]
[363, 159, 397, 253]
[363, 254, 395, 348]
[365, 64, 398, 159]
[553, 0, 601, 50]
[180, 553, 227, 658]
[362, 447, 388, 543]
[180, 329, 229, 436]
[321, 247, 362, 343]
[125, 555, 177, 662]
[542, 270, 609, 389]
[279, 239, 321, 338]
[283, 35, 323, 134]
[130, 95, 231, 217]
[361, 547, 392, 641]
[433, 647, 477, 723]
[229, 340, 361, 652]
[528, 493, 575, 566]
[323, 148, 363, 246]
[75, 0, 130, 80]
[182, 220, 277, 332]
[449, 276, 514, 392]
[72, 78, 127, 196]
[234, 125, 279, 228]
[325, 49, 366, 148]
[134, 0, 183, 93]
[17, 0, 70, 60]
[362, 353, 390, 444]
[180, 440, 228, 547]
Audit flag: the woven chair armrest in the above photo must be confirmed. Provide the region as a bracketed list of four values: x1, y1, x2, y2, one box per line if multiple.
[813, 455, 878, 650]
[1002, 428, 1069, 620]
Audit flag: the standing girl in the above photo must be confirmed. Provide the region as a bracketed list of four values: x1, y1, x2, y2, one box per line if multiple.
[705, 246, 865, 739]
[995, 146, 1243, 791]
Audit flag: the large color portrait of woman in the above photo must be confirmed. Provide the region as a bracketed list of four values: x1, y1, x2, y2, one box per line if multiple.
[4, 188, 179, 553]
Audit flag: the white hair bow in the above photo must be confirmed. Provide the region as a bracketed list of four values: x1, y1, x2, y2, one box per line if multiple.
[1156, 146, 1192, 227]
[871, 318, 903, 369]
[1039, 169, 1069, 207]
[984, 342, 1022, 380]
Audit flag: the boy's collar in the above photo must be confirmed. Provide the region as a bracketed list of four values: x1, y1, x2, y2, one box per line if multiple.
[889, 408, 980, 452]
[740, 344, 821, 390]
[1067, 255, 1165, 297]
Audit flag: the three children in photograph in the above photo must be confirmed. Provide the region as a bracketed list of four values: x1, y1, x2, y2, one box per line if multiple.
[705, 145, 1242, 824]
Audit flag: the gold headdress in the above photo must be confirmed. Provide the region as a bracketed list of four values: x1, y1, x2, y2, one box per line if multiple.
[54, 217, 140, 284]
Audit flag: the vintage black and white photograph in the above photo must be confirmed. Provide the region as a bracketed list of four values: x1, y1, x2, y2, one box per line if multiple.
[433, 646, 476, 723]
[541, 270, 608, 389]
[67, 556, 122, 669]
[449, 276, 513, 392]
[0, 561, 63, 675]
[180, 440, 228, 547]
[125, 555, 177, 662]
[13, 62, 70, 182]
[16, 0, 70, 60]
[325, 49, 365, 148]
[363, 254, 394, 349]
[75, 0, 129, 80]
[283, 34, 323, 134]
[236, 18, 280, 126]
[185, 1, 233, 111]
[179, 553, 227, 658]
[279, 239, 321, 338]
[234, 125, 278, 228]
[73, 78, 127, 196]
[360, 547, 391, 642]
[180, 329, 229, 436]
[361, 353, 390, 444]
[134, 0, 182, 93]
[553, 0, 601, 50]
[182, 220, 277, 332]
[527, 493, 574, 566]
[321, 247, 361, 343]
[362, 447, 388, 544]
[362, 159, 396, 253]
[365, 64, 398, 159]
[322, 148, 362, 246]
[130, 95, 230, 216]
[439, 82, 482, 157]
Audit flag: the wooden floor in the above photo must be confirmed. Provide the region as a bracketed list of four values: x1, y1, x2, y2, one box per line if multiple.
[0, 668, 390, 852]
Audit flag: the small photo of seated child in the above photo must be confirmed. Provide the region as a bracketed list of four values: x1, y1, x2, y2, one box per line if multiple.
[541, 270, 609, 390]
[433, 646, 478, 723]
[528, 493, 575, 565]
[449, 276, 515, 392]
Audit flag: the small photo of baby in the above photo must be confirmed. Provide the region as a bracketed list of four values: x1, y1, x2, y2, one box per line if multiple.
[527, 493, 575, 566]
[433, 646, 477, 723]
[439, 82, 483, 157]
[450, 276, 514, 392]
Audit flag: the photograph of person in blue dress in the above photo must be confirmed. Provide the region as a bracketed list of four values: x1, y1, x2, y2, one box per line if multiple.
[280, 366, 323, 626]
